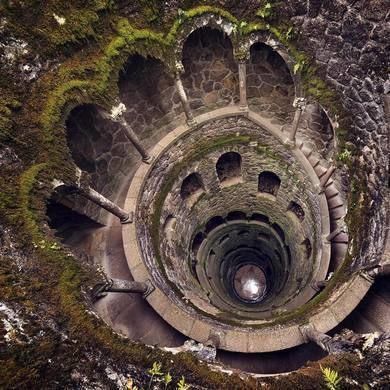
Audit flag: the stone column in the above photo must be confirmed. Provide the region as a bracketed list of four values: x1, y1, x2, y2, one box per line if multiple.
[238, 60, 247, 110]
[99, 105, 152, 164]
[174, 73, 195, 126]
[287, 97, 306, 144]
[104, 278, 149, 293]
[300, 324, 353, 354]
[76, 185, 133, 224]
[92, 278, 154, 301]
[118, 118, 152, 163]
[311, 280, 328, 292]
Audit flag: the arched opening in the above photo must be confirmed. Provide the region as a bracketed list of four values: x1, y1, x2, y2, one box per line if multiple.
[272, 223, 285, 242]
[66, 104, 119, 178]
[65, 103, 135, 222]
[251, 213, 270, 224]
[205, 216, 225, 234]
[287, 201, 305, 221]
[216, 152, 242, 187]
[163, 215, 177, 242]
[118, 54, 182, 136]
[180, 173, 205, 204]
[182, 27, 239, 112]
[258, 171, 281, 196]
[226, 211, 247, 221]
[192, 231, 206, 256]
[247, 42, 294, 122]
[46, 197, 103, 244]
[301, 238, 312, 259]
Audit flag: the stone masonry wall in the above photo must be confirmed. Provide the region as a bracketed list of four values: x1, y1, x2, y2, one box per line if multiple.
[285, 0, 388, 268]
[65, 56, 186, 223]
[119, 55, 184, 147]
[181, 28, 239, 113]
[137, 116, 323, 321]
[247, 43, 295, 124]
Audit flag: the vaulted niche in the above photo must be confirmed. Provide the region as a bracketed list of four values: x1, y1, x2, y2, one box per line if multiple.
[182, 27, 239, 112]
[288, 201, 305, 222]
[66, 104, 109, 176]
[226, 211, 246, 221]
[216, 152, 242, 187]
[205, 216, 225, 234]
[180, 173, 205, 205]
[65, 103, 131, 222]
[258, 171, 281, 196]
[118, 54, 182, 138]
[247, 42, 294, 122]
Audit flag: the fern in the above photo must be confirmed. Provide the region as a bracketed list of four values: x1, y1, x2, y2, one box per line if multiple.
[256, 3, 273, 19]
[177, 376, 190, 390]
[320, 365, 342, 390]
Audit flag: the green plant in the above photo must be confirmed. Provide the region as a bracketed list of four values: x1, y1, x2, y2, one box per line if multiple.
[337, 149, 352, 163]
[177, 376, 190, 390]
[126, 377, 138, 390]
[285, 26, 294, 41]
[293, 59, 306, 74]
[321, 365, 342, 390]
[256, 2, 273, 19]
[148, 361, 163, 389]
[164, 372, 172, 389]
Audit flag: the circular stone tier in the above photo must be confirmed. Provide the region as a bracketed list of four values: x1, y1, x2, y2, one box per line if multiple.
[122, 108, 359, 352]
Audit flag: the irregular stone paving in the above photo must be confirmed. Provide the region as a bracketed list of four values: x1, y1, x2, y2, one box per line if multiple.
[181, 28, 239, 112]
[247, 43, 295, 124]
[67, 105, 139, 222]
[119, 55, 184, 143]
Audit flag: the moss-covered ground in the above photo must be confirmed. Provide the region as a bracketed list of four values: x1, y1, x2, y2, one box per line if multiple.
[0, 0, 376, 388]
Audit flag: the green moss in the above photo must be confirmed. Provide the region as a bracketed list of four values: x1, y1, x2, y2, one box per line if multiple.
[29, 0, 112, 49]
[1, 3, 365, 386]
[0, 92, 22, 143]
[18, 163, 48, 238]
[10, 137, 253, 388]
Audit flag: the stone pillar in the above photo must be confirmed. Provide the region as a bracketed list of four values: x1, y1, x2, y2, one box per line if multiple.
[238, 60, 247, 110]
[118, 118, 152, 163]
[174, 73, 195, 126]
[327, 227, 344, 241]
[92, 278, 154, 301]
[287, 97, 306, 144]
[364, 264, 390, 280]
[300, 324, 353, 354]
[99, 105, 152, 164]
[105, 279, 149, 293]
[76, 185, 133, 224]
[311, 280, 328, 292]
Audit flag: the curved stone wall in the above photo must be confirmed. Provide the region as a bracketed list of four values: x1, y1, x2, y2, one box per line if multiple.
[121, 107, 347, 352]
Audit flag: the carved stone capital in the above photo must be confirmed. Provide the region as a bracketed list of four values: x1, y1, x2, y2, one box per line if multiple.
[293, 97, 307, 111]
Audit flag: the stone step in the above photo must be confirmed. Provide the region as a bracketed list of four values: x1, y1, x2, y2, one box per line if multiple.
[308, 154, 320, 168]
[301, 144, 312, 158]
[332, 232, 349, 244]
[325, 184, 339, 200]
[330, 242, 348, 271]
[328, 195, 344, 209]
[330, 205, 346, 220]
[314, 165, 327, 177]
